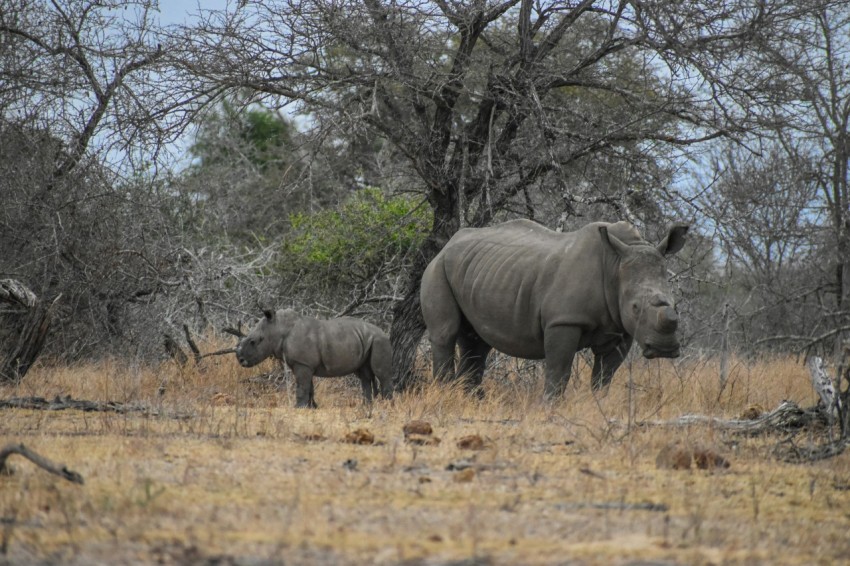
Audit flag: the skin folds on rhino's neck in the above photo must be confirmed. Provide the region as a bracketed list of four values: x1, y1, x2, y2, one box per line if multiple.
[272, 309, 301, 358]
[601, 249, 627, 336]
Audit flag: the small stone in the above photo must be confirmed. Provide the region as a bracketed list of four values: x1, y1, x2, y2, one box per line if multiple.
[343, 429, 375, 445]
[403, 420, 433, 437]
[456, 434, 486, 450]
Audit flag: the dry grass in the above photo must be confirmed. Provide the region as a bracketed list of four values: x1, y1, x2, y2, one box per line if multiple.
[0, 349, 848, 565]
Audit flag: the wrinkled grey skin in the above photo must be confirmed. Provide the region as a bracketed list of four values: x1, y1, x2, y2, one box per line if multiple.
[420, 219, 689, 400]
[235, 309, 393, 408]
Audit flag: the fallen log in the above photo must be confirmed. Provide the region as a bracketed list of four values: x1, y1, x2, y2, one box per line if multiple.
[0, 395, 193, 419]
[0, 443, 84, 484]
[639, 400, 828, 435]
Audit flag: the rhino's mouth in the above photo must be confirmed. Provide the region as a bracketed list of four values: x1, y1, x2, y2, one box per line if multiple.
[642, 344, 680, 359]
[235, 352, 252, 367]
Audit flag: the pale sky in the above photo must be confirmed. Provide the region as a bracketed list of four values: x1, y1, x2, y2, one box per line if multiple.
[155, 0, 231, 25]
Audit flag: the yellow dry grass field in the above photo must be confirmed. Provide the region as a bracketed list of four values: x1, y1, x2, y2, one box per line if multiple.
[1, 349, 849, 565]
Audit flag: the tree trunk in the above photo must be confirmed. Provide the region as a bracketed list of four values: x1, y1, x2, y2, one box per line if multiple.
[389, 275, 428, 391]
[390, 185, 460, 390]
[1, 298, 60, 383]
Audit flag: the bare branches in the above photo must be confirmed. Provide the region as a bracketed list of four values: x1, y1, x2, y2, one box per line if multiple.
[0, 0, 192, 175]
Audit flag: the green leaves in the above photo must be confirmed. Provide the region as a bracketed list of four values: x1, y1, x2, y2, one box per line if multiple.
[282, 188, 431, 282]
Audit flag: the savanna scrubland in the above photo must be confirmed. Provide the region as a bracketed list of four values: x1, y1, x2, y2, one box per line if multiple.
[1, 350, 847, 565]
[4, 1, 850, 565]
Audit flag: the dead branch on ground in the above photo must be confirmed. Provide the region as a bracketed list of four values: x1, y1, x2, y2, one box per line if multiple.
[0, 396, 193, 419]
[639, 400, 827, 434]
[0, 443, 84, 484]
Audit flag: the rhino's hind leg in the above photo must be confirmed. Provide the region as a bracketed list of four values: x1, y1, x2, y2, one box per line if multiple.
[422, 265, 462, 383]
[591, 337, 632, 391]
[291, 363, 318, 408]
[356, 366, 376, 403]
[370, 337, 394, 399]
[457, 328, 491, 398]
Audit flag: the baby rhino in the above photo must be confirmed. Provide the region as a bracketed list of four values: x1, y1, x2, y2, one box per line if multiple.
[236, 309, 393, 408]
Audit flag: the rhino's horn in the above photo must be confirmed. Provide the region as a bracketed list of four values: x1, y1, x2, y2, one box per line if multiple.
[657, 306, 678, 333]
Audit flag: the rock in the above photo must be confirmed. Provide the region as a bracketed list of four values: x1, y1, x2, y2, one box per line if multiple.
[656, 442, 731, 470]
[343, 429, 375, 445]
[456, 434, 486, 450]
[403, 420, 433, 437]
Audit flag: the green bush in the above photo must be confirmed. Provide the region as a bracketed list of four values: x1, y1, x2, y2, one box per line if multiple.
[282, 188, 431, 284]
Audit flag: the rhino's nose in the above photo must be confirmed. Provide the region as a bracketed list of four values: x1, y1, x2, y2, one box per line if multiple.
[656, 306, 678, 333]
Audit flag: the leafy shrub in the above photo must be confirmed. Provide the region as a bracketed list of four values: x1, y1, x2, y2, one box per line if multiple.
[280, 188, 431, 309]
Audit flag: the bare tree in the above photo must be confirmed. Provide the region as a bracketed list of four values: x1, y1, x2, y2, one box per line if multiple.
[0, 2, 234, 363]
[669, 2, 850, 358]
[172, 0, 791, 388]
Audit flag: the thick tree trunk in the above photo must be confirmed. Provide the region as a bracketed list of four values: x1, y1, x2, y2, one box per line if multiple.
[0, 280, 60, 383]
[390, 186, 460, 390]
[389, 275, 428, 391]
[390, 231, 451, 391]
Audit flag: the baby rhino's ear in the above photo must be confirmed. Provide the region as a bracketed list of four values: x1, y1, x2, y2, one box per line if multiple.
[263, 309, 275, 321]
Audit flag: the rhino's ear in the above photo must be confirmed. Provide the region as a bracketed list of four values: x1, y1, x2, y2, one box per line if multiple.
[263, 309, 275, 321]
[599, 226, 631, 258]
[657, 224, 689, 257]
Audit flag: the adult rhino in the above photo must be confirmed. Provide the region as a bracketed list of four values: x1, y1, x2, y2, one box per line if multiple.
[235, 309, 393, 408]
[420, 219, 688, 399]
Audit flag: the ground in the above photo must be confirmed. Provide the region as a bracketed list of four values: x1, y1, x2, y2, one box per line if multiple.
[0, 351, 848, 565]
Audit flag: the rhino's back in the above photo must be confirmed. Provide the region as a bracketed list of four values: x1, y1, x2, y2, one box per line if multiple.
[428, 219, 624, 357]
[287, 317, 386, 376]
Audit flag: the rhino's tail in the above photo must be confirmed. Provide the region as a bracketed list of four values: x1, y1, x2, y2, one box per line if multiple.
[369, 336, 394, 398]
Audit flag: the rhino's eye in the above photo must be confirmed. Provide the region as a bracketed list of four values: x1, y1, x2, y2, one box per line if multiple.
[632, 303, 640, 314]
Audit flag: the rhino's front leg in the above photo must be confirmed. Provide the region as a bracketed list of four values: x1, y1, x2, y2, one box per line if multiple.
[543, 326, 583, 400]
[591, 337, 633, 391]
[291, 363, 318, 408]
